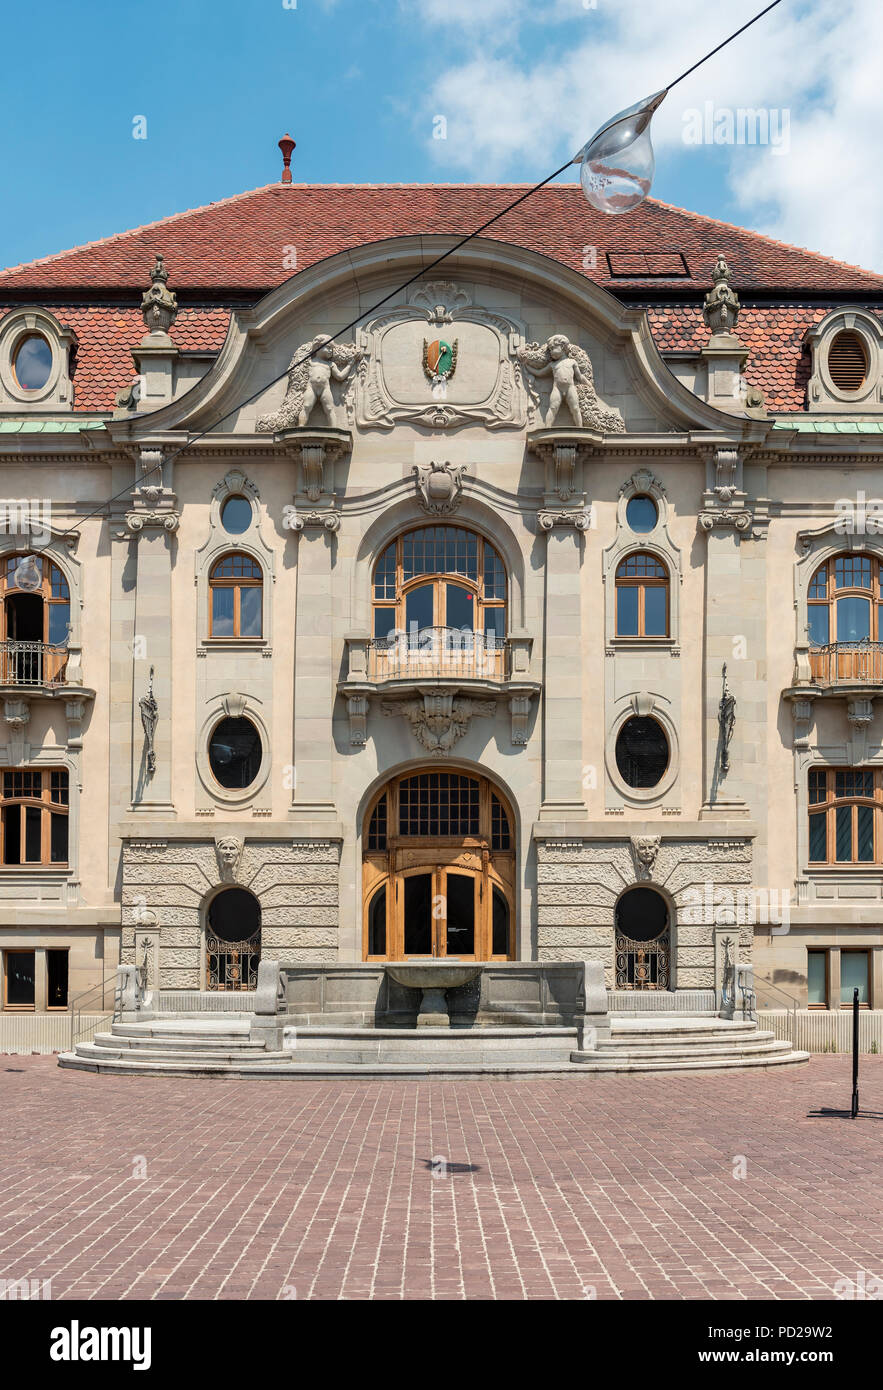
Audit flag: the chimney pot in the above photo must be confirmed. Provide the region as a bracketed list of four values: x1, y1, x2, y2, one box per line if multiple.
[278, 133, 296, 185]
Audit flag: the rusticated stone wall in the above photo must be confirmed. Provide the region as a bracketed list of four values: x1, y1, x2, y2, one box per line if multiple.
[536, 835, 754, 989]
[121, 838, 340, 990]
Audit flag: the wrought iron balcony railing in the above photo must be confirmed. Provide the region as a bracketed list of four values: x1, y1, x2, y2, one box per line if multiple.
[808, 640, 883, 685]
[0, 641, 69, 687]
[368, 628, 510, 682]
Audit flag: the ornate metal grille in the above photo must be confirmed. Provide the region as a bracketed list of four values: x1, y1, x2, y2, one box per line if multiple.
[206, 931, 260, 991]
[615, 930, 670, 990]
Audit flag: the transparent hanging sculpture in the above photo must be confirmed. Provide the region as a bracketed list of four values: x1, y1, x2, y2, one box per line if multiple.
[13, 554, 42, 592]
[574, 90, 668, 215]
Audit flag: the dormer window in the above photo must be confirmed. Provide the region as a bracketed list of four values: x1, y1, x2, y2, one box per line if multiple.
[806, 309, 883, 413]
[13, 334, 52, 391]
[0, 309, 77, 410]
[827, 331, 867, 393]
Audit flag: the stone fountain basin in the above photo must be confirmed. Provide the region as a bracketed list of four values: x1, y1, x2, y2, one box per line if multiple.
[386, 963, 481, 991]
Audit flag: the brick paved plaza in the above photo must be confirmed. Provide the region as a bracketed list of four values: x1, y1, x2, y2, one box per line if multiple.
[1, 1056, 881, 1301]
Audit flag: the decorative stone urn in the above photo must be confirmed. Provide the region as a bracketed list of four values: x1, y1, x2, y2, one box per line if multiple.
[385, 962, 482, 1027]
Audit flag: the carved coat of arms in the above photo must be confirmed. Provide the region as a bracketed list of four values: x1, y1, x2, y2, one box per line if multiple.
[423, 337, 458, 385]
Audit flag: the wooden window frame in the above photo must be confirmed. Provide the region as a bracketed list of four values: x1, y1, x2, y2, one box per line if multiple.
[808, 767, 882, 865]
[209, 552, 263, 639]
[808, 553, 881, 643]
[615, 552, 670, 638]
[0, 768, 69, 867]
[1, 553, 70, 644]
[371, 527, 506, 639]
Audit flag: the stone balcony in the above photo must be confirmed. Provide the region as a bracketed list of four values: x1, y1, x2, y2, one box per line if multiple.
[784, 641, 883, 747]
[339, 627, 540, 748]
[0, 641, 95, 745]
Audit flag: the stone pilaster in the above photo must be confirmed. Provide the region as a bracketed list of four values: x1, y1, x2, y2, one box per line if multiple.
[539, 521, 589, 820]
[290, 517, 340, 827]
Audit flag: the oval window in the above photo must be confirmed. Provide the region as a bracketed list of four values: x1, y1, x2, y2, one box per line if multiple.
[221, 495, 252, 535]
[13, 334, 52, 391]
[828, 330, 867, 392]
[208, 716, 262, 789]
[615, 715, 669, 788]
[626, 495, 658, 533]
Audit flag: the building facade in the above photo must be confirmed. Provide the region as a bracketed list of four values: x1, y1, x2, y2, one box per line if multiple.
[1, 158, 882, 1029]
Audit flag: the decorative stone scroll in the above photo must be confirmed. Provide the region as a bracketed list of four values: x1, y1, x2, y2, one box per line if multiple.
[383, 692, 496, 755]
[537, 507, 592, 531]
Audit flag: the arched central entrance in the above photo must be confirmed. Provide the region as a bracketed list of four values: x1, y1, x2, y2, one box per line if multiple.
[362, 770, 514, 961]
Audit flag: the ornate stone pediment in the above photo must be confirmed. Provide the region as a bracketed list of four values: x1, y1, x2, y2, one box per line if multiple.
[354, 297, 529, 431]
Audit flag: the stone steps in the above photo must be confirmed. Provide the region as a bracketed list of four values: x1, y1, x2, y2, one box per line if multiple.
[57, 1014, 809, 1078]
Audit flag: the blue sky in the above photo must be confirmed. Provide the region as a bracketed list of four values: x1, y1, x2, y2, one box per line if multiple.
[2, 0, 880, 275]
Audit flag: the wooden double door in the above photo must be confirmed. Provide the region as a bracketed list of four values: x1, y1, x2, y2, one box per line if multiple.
[364, 846, 514, 961]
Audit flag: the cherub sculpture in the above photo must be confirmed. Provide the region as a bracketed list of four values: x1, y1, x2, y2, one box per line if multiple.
[257, 334, 364, 432]
[517, 334, 625, 432]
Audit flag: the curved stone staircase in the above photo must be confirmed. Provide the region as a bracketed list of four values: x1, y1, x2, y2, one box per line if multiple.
[58, 1012, 809, 1078]
[570, 1016, 809, 1072]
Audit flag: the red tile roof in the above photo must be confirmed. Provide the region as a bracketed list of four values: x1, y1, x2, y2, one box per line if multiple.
[1, 183, 881, 295]
[2, 183, 882, 414]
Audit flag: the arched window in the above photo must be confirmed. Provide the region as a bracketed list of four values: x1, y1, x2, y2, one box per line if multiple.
[0, 554, 70, 685]
[808, 553, 881, 647]
[206, 887, 261, 992]
[372, 526, 506, 645]
[615, 552, 668, 637]
[209, 553, 262, 637]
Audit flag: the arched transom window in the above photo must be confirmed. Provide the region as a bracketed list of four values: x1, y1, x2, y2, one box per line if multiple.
[615, 552, 669, 637]
[372, 526, 506, 644]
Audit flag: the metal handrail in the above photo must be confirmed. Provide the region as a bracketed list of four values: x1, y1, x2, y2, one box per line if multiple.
[368, 627, 510, 681]
[68, 970, 120, 1051]
[0, 640, 68, 687]
[808, 639, 883, 685]
[751, 969, 798, 1048]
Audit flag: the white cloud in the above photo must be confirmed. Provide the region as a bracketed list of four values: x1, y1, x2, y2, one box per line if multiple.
[408, 0, 883, 272]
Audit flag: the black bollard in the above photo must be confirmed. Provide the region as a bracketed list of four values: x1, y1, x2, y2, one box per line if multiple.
[851, 986, 859, 1119]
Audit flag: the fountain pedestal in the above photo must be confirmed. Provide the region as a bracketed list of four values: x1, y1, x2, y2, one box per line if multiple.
[385, 962, 482, 1028]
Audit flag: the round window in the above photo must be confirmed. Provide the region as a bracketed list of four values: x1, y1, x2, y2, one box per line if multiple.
[615, 715, 669, 788]
[208, 716, 262, 789]
[221, 495, 252, 535]
[626, 495, 658, 533]
[13, 334, 52, 391]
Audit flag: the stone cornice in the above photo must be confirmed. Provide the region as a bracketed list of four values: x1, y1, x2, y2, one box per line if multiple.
[532, 820, 758, 840]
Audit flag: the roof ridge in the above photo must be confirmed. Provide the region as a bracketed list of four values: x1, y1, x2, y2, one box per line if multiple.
[0, 182, 278, 281]
[648, 195, 883, 283]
